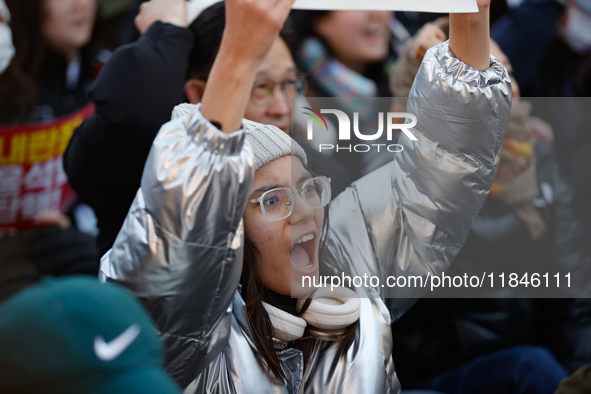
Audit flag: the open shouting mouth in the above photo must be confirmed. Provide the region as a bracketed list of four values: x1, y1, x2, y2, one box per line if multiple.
[290, 230, 318, 274]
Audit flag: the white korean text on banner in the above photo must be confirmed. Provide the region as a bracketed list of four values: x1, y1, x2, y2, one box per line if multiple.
[0, 103, 94, 229]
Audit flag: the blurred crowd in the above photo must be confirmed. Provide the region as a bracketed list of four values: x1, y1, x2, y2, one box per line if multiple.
[0, 0, 590, 393]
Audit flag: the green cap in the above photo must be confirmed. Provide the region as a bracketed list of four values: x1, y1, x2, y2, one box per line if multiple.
[0, 276, 181, 394]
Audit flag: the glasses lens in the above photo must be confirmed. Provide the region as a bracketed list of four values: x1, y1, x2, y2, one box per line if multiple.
[251, 75, 308, 106]
[283, 79, 298, 99]
[295, 74, 308, 96]
[261, 188, 293, 220]
[301, 177, 331, 208]
[251, 80, 273, 105]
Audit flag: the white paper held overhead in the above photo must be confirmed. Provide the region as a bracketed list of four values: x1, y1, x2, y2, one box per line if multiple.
[292, 0, 478, 13]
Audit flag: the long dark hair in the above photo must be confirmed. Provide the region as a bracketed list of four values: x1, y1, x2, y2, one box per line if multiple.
[0, 0, 46, 124]
[5, 0, 47, 79]
[240, 163, 358, 382]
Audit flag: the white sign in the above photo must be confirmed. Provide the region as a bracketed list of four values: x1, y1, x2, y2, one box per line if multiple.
[292, 0, 478, 12]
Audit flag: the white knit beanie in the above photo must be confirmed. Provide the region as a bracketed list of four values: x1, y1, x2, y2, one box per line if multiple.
[172, 103, 307, 170]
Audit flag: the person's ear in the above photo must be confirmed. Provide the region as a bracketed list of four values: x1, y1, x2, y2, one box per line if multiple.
[185, 79, 207, 104]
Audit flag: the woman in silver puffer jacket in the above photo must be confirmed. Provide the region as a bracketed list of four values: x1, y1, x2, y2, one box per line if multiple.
[100, 0, 511, 392]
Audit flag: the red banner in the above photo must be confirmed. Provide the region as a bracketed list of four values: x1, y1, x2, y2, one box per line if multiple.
[0, 103, 94, 229]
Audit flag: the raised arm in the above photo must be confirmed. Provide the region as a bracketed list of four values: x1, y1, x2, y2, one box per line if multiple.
[200, 0, 294, 131]
[99, 0, 294, 387]
[326, 1, 512, 320]
[449, 0, 491, 71]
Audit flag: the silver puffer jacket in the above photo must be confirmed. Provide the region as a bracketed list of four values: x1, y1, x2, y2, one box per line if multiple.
[100, 42, 511, 394]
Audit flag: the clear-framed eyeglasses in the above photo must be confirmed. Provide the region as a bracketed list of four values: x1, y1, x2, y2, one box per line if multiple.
[248, 176, 331, 221]
[250, 73, 308, 106]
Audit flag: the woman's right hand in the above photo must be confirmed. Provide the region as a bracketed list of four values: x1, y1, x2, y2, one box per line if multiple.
[201, 0, 295, 133]
[223, 0, 295, 67]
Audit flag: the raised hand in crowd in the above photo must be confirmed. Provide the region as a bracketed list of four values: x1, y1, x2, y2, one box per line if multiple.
[411, 22, 447, 63]
[134, 0, 188, 35]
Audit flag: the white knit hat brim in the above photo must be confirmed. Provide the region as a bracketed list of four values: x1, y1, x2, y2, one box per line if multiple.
[171, 103, 307, 170]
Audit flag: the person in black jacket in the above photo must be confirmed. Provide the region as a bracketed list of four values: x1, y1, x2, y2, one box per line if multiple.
[63, 0, 350, 256]
[64, 20, 192, 256]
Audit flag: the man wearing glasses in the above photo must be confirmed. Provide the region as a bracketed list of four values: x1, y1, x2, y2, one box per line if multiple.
[64, 0, 350, 256]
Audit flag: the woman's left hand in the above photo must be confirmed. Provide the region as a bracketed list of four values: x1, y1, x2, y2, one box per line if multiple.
[476, 0, 491, 10]
[449, 0, 492, 71]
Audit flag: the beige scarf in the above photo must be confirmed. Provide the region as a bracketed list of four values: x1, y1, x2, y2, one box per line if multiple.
[492, 100, 547, 240]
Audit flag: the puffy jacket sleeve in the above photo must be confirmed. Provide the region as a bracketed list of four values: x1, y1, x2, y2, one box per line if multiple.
[325, 41, 512, 320]
[99, 105, 254, 387]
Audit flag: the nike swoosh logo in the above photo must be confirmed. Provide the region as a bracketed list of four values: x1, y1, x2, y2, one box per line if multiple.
[94, 324, 142, 362]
